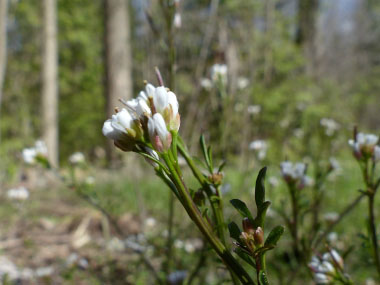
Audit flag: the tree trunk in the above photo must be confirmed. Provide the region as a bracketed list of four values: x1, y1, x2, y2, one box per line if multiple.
[296, 0, 318, 75]
[0, 0, 8, 143]
[42, 0, 59, 167]
[104, 0, 133, 164]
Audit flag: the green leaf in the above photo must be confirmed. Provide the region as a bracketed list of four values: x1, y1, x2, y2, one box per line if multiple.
[234, 247, 256, 268]
[259, 271, 269, 285]
[199, 134, 211, 168]
[228, 222, 241, 241]
[255, 167, 267, 207]
[253, 201, 271, 229]
[207, 146, 213, 172]
[264, 225, 285, 247]
[230, 199, 254, 220]
[218, 160, 226, 173]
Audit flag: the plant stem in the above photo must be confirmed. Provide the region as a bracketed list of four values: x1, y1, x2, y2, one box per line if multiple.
[289, 185, 300, 259]
[177, 143, 239, 283]
[368, 193, 380, 278]
[163, 191, 175, 276]
[161, 152, 255, 284]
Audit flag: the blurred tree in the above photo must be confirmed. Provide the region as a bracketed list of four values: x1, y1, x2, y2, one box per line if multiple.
[296, 0, 318, 74]
[104, 0, 133, 164]
[0, 0, 8, 133]
[42, 0, 59, 167]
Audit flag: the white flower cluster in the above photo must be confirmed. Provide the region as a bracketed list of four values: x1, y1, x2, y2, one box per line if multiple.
[247, 105, 261, 115]
[7, 186, 29, 201]
[320, 118, 340, 136]
[249, 140, 267, 160]
[69, 152, 85, 165]
[22, 140, 48, 164]
[280, 161, 313, 188]
[348, 132, 380, 161]
[309, 249, 344, 284]
[102, 83, 180, 153]
[211, 63, 228, 84]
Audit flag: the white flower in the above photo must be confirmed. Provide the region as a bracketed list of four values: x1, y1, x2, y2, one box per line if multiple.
[200, 78, 212, 90]
[314, 273, 329, 284]
[111, 108, 135, 134]
[348, 132, 379, 160]
[174, 239, 184, 249]
[7, 186, 29, 201]
[327, 232, 338, 243]
[22, 148, 37, 164]
[102, 119, 123, 141]
[320, 118, 340, 136]
[148, 113, 172, 152]
[237, 77, 249, 89]
[145, 217, 157, 229]
[145, 83, 156, 98]
[211, 64, 228, 84]
[249, 140, 267, 160]
[324, 212, 339, 223]
[268, 176, 279, 187]
[247, 105, 261, 115]
[329, 157, 340, 170]
[136, 98, 151, 118]
[22, 140, 48, 164]
[69, 152, 85, 165]
[174, 12, 181, 28]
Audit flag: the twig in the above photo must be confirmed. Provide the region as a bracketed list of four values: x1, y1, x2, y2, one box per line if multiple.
[313, 193, 365, 248]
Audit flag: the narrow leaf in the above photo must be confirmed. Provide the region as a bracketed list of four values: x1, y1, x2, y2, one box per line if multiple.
[264, 225, 285, 247]
[230, 199, 254, 220]
[228, 222, 241, 241]
[199, 134, 211, 168]
[235, 248, 256, 268]
[253, 201, 271, 229]
[255, 167, 267, 208]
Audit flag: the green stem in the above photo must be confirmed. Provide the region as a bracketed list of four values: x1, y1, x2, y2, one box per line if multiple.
[161, 152, 255, 284]
[163, 192, 175, 276]
[368, 193, 380, 278]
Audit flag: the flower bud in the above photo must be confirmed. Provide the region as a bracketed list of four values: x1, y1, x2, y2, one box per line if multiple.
[148, 113, 172, 152]
[254, 227, 264, 246]
[242, 218, 255, 234]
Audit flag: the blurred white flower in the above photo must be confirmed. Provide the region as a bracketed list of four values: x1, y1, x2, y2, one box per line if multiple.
[200, 78, 212, 90]
[210, 64, 228, 84]
[348, 132, 379, 160]
[324, 212, 339, 223]
[329, 157, 340, 171]
[174, 13, 181, 28]
[237, 77, 249, 89]
[174, 239, 184, 249]
[309, 249, 344, 284]
[249, 140, 267, 160]
[22, 140, 48, 164]
[69, 152, 85, 165]
[145, 217, 157, 229]
[327, 232, 338, 243]
[320, 118, 340, 136]
[7, 186, 29, 201]
[247, 105, 261, 115]
[268, 176, 279, 187]
[184, 242, 195, 253]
